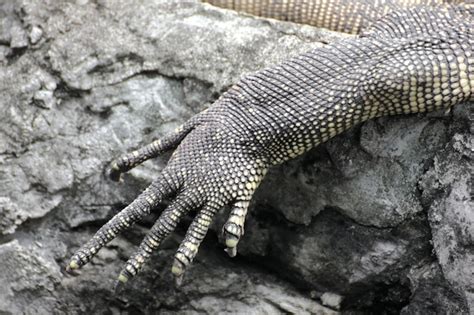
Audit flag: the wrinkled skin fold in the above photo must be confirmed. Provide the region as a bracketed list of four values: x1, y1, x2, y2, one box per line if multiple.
[66, 3, 474, 286]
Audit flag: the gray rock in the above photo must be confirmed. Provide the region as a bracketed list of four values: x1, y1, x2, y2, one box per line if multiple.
[28, 25, 43, 45]
[401, 262, 468, 314]
[0, 0, 471, 313]
[321, 292, 343, 310]
[420, 133, 474, 311]
[0, 240, 61, 314]
[256, 115, 449, 228]
[0, 197, 26, 235]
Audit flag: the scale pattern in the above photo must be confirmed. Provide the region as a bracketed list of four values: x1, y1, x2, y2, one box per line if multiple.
[204, 0, 470, 33]
[66, 3, 474, 286]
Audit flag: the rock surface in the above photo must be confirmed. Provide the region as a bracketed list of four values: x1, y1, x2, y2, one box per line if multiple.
[0, 0, 472, 314]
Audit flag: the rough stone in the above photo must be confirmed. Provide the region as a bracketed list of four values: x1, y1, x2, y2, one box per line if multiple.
[0, 240, 61, 314]
[401, 262, 468, 314]
[419, 132, 474, 311]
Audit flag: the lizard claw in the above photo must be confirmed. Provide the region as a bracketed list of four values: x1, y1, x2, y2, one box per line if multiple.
[174, 274, 184, 287]
[172, 258, 185, 287]
[114, 273, 128, 294]
[61, 261, 79, 277]
[222, 200, 250, 257]
[63, 257, 81, 276]
[108, 162, 122, 182]
[224, 246, 237, 258]
[66, 259, 79, 272]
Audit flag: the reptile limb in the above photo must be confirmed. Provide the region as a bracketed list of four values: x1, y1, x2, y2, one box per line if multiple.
[66, 3, 474, 285]
[204, 0, 471, 33]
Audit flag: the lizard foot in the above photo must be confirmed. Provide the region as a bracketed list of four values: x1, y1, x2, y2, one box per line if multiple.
[66, 110, 269, 284]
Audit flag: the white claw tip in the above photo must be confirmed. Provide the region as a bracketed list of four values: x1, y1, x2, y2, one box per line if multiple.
[225, 246, 237, 257]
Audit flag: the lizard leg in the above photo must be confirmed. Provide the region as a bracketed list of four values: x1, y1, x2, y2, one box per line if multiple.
[117, 191, 199, 283]
[171, 203, 220, 284]
[66, 176, 174, 271]
[109, 119, 198, 182]
[222, 199, 250, 257]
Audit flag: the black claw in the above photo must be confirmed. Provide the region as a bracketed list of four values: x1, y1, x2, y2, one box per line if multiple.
[108, 165, 122, 182]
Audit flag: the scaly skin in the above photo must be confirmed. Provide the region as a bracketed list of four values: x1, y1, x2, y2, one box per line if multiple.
[66, 4, 474, 286]
[204, 0, 470, 34]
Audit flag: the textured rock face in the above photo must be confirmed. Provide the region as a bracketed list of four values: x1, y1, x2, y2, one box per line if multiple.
[0, 0, 472, 314]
